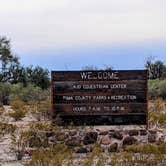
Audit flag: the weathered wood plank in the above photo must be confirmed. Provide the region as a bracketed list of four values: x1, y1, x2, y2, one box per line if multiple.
[53, 80, 147, 93]
[53, 103, 147, 115]
[52, 70, 148, 81]
[52, 114, 147, 126]
[53, 91, 147, 103]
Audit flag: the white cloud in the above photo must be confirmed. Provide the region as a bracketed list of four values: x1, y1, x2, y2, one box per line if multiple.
[0, 0, 166, 52]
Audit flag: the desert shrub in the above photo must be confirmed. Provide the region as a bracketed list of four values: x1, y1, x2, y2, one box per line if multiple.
[21, 122, 60, 149]
[149, 112, 166, 127]
[0, 83, 11, 105]
[9, 100, 26, 121]
[110, 151, 165, 166]
[153, 98, 165, 113]
[26, 144, 72, 166]
[29, 121, 55, 131]
[149, 99, 166, 127]
[125, 144, 162, 154]
[10, 83, 50, 104]
[0, 104, 4, 115]
[0, 122, 17, 136]
[158, 80, 166, 98]
[10, 133, 27, 160]
[80, 146, 107, 166]
[149, 79, 166, 99]
[22, 130, 49, 148]
[34, 100, 51, 121]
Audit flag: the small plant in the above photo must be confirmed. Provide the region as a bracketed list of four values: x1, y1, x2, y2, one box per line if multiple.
[10, 132, 27, 160]
[0, 105, 4, 115]
[80, 146, 107, 166]
[36, 100, 51, 121]
[0, 122, 17, 137]
[9, 100, 26, 121]
[26, 144, 72, 166]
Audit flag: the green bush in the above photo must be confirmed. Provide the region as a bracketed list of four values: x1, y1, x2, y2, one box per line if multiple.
[10, 83, 49, 103]
[148, 79, 166, 99]
[0, 83, 11, 105]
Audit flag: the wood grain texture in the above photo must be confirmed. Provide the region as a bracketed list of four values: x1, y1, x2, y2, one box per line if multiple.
[52, 114, 147, 126]
[52, 70, 147, 81]
[51, 70, 148, 125]
[53, 80, 147, 93]
[53, 103, 147, 115]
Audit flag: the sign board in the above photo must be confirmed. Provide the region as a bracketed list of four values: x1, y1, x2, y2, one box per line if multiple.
[51, 70, 148, 125]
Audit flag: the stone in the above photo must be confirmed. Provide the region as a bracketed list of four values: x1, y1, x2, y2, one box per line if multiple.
[128, 130, 139, 136]
[108, 142, 118, 152]
[48, 136, 56, 144]
[46, 131, 55, 137]
[123, 136, 137, 146]
[99, 131, 109, 135]
[56, 132, 68, 141]
[75, 147, 89, 153]
[65, 137, 81, 146]
[148, 134, 156, 143]
[140, 130, 147, 136]
[109, 131, 123, 140]
[69, 130, 77, 136]
[101, 135, 112, 145]
[83, 132, 98, 145]
[149, 130, 157, 135]
[158, 135, 165, 142]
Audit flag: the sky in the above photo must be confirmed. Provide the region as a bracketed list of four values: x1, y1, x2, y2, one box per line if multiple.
[0, 0, 166, 70]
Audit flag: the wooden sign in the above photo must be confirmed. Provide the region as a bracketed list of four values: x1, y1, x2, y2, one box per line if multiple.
[51, 70, 148, 125]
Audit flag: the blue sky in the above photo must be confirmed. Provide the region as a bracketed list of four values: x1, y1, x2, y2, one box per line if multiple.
[18, 40, 166, 71]
[0, 0, 166, 71]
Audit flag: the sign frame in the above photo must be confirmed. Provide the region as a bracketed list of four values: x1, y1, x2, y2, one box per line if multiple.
[51, 70, 148, 126]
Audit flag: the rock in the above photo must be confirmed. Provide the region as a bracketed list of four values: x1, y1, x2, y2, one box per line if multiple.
[83, 132, 98, 145]
[123, 136, 137, 146]
[65, 137, 81, 146]
[69, 130, 77, 136]
[75, 147, 89, 153]
[140, 130, 147, 136]
[149, 130, 157, 135]
[108, 142, 118, 152]
[101, 135, 112, 145]
[48, 136, 56, 144]
[128, 130, 139, 136]
[99, 131, 108, 135]
[148, 134, 156, 143]
[46, 131, 55, 137]
[158, 135, 165, 142]
[56, 132, 68, 141]
[109, 131, 123, 140]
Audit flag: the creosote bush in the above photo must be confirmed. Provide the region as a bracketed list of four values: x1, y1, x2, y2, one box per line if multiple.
[10, 83, 50, 104]
[149, 79, 166, 99]
[9, 100, 26, 121]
